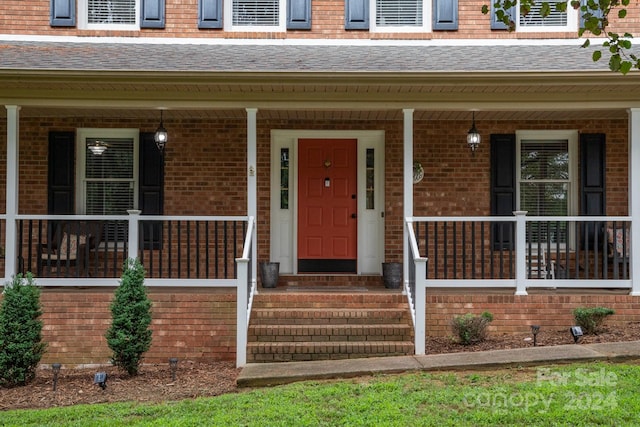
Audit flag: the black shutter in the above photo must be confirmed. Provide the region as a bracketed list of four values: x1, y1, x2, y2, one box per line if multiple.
[580, 133, 606, 248]
[433, 0, 458, 30]
[50, 0, 76, 27]
[139, 132, 164, 249]
[287, 0, 312, 30]
[490, 134, 516, 249]
[345, 0, 369, 30]
[198, 0, 223, 29]
[490, 1, 516, 30]
[141, 0, 165, 28]
[48, 131, 75, 214]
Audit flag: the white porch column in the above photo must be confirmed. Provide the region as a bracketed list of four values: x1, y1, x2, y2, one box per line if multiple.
[246, 108, 258, 287]
[127, 210, 141, 261]
[628, 109, 640, 295]
[514, 211, 528, 296]
[5, 105, 20, 281]
[403, 109, 414, 289]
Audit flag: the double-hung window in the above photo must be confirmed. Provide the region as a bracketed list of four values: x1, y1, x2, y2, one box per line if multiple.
[517, 1, 578, 32]
[77, 129, 139, 242]
[516, 130, 578, 247]
[79, 0, 140, 30]
[372, 0, 430, 32]
[226, 0, 287, 31]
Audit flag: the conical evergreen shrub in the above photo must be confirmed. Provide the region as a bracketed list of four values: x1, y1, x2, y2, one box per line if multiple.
[106, 258, 152, 375]
[0, 273, 46, 387]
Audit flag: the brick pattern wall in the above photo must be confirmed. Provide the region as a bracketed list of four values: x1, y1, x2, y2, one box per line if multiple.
[0, 115, 630, 265]
[2, 0, 639, 40]
[36, 288, 237, 366]
[426, 292, 640, 337]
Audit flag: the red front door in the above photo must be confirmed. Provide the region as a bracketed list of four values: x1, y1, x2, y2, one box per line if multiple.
[298, 139, 357, 273]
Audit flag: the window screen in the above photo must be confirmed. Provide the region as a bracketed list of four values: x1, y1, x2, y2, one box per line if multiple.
[88, 0, 136, 24]
[376, 0, 423, 26]
[85, 137, 134, 216]
[520, 140, 570, 243]
[520, 3, 567, 27]
[233, 0, 279, 26]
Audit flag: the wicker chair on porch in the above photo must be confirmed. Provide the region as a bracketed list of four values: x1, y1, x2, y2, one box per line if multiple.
[37, 221, 103, 277]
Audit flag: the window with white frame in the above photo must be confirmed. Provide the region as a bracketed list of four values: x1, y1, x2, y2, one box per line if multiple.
[516, 130, 578, 246]
[372, 0, 430, 32]
[226, 0, 286, 31]
[79, 0, 139, 30]
[517, 1, 578, 32]
[77, 129, 138, 217]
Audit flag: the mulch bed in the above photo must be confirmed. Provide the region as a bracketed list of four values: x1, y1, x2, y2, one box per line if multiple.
[2, 322, 639, 411]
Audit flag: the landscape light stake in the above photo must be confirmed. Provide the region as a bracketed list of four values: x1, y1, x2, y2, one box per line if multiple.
[52, 363, 61, 391]
[169, 357, 178, 381]
[530, 325, 540, 347]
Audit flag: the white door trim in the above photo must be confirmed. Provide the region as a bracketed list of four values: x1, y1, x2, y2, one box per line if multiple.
[270, 130, 385, 274]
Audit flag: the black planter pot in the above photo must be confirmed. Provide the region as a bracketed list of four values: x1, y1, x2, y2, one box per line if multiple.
[382, 262, 402, 289]
[259, 262, 280, 288]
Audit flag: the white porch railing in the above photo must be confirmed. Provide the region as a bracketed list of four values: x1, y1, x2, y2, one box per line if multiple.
[406, 213, 634, 355]
[5, 212, 256, 367]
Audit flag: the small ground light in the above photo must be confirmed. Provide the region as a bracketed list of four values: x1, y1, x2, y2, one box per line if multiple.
[169, 357, 178, 381]
[570, 326, 583, 343]
[94, 372, 108, 390]
[51, 363, 61, 391]
[530, 325, 540, 347]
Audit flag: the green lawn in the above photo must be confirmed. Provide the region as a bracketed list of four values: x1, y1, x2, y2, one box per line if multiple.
[3, 362, 639, 426]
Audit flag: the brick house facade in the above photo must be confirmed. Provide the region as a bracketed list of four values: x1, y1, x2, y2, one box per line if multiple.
[2, 0, 640, 366]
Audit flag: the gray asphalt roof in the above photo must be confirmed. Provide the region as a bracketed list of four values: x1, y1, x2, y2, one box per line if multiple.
[0, 40, 611, 73]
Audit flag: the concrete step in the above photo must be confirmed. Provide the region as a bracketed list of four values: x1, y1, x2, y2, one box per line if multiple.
[247, 341, 415, 363]
[249, 324, 413, 342]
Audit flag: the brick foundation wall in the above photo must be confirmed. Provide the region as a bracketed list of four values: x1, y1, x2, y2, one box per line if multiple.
[29, 287, 237, 366]
[426, 291, 640, 337]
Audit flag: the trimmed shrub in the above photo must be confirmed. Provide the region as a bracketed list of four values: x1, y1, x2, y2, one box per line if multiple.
[106, 259, 152, 376]
[451, 311, 494, 345]
[573, 307, 615, 335]
[0, 273, 46, 387]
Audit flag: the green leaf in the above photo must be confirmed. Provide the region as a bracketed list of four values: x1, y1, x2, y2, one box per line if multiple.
[619, 9, 627, 18]
[582, 39, 591, 48]
[620, 61, 632, 74]
[592, 50, 602, 61]
[481, 4, 489, 13]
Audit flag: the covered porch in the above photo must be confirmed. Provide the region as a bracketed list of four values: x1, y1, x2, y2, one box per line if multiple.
[3, 41, 640, 367]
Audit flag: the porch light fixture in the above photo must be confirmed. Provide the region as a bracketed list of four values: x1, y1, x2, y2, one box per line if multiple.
[570, 326, 583, 343]
[466, 111, 481, 153]
[169, 357, 178, 381]
[52, 363, 61, 391]
[531, 325, 540, 347]
[88, 140, 107, 156]
[154, 110, 168, 153]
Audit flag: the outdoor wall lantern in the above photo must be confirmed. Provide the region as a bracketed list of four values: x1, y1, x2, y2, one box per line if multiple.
[169, 357, 179, 381]
[570, 326, 583, 343]
[466, 111, 481, 153]
[154, 110, 168, 153]
[52, 362, 61, 391]
[530, 325, 540, 347]
[94, 372, 108, 390]
[88, 140, 107, 156]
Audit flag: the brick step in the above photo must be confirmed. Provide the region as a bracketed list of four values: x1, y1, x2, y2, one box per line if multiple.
[247, 341, 415, 363]
[249, 324, 413, 342]
[252, 293, 408, 309]
[250, 308, 411, 325]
